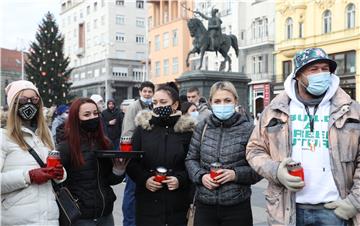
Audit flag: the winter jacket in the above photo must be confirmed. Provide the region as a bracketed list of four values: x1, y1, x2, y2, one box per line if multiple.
[1, 127, 59, 226]
[246, 74, 360, 226]
[121, 99, 151, 137]
[186, 112, 261, 206]
[51, 115, 66, 143]
[197, 102, 211, 122]
[57, 140, 124, 220]
[126, 111, 195, 226]
[102, 106, 124, 140]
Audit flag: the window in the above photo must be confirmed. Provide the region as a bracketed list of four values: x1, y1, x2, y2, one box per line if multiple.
[136, 18, 145, 27]
[136, 0, 144, 9]
[163, 59, 169, 75]
[155, 35, 160, 51]
[282, 61, 292, 80]
[251, 21, 255, 39]
[148, 16, 153, 29]
[264, 18, 268, 36]
[116, 0, 124, 6]
[346, 3, 355, 29]
[80, 10, 83, 19]
[87, 22, 91, 32]
[172, 57, 178, 74]
[172, 29, 178, 46]
[258, 56, 262, 73]
[252, 57, 256, 73]
[329, 51, 356, 75]
[94, 2, 98, 12]
[299, 22, 304, 38]
[155, 61, 160, 76]
[101, 0, 105, 7]
[73, 13, 77, 22]
[93, 19, 98, 29]
[163, 32, 169, 48]
[323, 10, 332, 33]
[112, 66, 128, 76]
[87, 5, 90, 15]
[286, 18, 293, 39]
[116, 15, 125, 25]
[136, 35, 145, 44]
[115, 32, 125, 42]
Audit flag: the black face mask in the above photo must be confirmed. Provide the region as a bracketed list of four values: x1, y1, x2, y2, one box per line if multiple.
[153, 105, 173, 118]
[18, 103, 38, 121]
[80, 117, 100, 132]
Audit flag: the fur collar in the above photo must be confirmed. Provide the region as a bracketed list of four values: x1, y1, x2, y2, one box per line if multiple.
[135, 110, 195, 133]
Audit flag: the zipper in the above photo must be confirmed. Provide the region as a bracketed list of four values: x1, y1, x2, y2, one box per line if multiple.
[215, 123, 223, 205]
[97, 159, 105, 217]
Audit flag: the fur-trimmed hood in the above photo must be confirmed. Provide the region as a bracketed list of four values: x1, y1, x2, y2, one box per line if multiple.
[135, 110, 196, 133]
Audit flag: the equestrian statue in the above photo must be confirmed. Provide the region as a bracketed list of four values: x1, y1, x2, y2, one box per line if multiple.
[184, 7, 239, 72]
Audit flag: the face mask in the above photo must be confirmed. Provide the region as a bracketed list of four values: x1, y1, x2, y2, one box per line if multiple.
[212, 104, 235, 121]
[140, 96, 152, 106]
[18, 103, 38, 120]
[306, 72, 331, 96]
[189, 111, 199, 120]
[153, 105, 173, 118]
[80, 117, 100, 132]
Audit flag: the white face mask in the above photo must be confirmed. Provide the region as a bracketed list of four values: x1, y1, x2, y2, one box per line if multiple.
[140, 96, 152, 106]
[189, 111, 199, 120]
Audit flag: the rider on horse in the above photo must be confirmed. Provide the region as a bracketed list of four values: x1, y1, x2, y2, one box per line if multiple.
[194, 8, 223, 51]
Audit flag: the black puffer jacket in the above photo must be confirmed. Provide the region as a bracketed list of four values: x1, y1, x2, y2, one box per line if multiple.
[57, 140, 124, 219]
[126, 111, 195, 226]
[102, 101, 124, 140]
[185, 112, 262, 206]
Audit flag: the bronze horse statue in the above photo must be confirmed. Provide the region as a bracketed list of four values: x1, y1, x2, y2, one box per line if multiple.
[186, 17, 239, 72]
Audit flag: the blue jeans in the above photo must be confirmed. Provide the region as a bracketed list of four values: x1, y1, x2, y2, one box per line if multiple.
[296, 205, 348, 226]
[72, 214, 114, 226]
[122, 175, 136, 226]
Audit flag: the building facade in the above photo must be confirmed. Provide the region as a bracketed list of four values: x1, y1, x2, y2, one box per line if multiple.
[60, 0, 147, 104]
[0, 48, 27, 106]
[190, 0, 240, 73]
[274, 0, 360, 100]
[237, 0, 275, 116]
[147, 0, 194, 84]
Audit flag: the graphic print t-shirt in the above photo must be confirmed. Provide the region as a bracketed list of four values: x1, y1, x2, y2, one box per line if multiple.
[290, 100, 339, 204]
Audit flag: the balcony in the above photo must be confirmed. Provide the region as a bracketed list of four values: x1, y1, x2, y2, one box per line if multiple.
[239, 36, 275, 50]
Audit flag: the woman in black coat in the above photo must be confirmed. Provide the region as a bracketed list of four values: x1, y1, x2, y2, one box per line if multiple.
[126, 84, 196, 226]
[57, 98, 127, 226]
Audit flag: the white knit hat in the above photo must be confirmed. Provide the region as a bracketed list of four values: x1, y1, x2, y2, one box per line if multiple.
[90, 94, 104, 103]
[5, 80, 39, 106]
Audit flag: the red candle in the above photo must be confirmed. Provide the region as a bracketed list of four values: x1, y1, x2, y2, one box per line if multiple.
[47, 150, 61, 167]
[120, 136, 132, 152]
[210, 162, 222, 180]
[287, 162, 304, 181]
[154, 166, 167, 183]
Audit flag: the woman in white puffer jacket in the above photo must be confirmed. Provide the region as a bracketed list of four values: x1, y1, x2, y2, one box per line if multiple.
[1, 80, 66, 226]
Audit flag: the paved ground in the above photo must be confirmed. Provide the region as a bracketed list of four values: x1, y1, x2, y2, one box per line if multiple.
[112, 179, 268, 226]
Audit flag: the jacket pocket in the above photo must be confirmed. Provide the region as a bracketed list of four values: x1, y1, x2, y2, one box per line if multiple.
[2, 187, 31, 210]
[264, 182, 285, 225]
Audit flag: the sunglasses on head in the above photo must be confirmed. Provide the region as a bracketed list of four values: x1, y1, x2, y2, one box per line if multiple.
[17, 96, 40, 105]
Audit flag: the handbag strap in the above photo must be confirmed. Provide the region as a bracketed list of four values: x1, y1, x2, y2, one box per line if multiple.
[28, 147, 46, 167]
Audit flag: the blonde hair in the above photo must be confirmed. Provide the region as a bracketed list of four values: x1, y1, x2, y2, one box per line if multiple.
[209, 81, 239, 102]
[6, 91, 54, 150]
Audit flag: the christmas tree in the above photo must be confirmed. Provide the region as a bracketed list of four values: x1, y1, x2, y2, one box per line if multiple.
[25, 12, 73, 107]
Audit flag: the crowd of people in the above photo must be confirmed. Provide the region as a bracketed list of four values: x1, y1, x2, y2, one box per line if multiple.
[1, 47, 360, 226]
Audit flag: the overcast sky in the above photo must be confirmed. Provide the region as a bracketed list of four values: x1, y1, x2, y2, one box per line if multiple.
[0, 0, 60, 50]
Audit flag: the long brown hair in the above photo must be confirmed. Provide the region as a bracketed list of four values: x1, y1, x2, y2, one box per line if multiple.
[6, 91, 54, 150]
[65, 98, 111, 168]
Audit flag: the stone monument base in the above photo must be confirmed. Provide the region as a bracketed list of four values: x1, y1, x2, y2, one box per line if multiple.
[176, 70, 251, 108]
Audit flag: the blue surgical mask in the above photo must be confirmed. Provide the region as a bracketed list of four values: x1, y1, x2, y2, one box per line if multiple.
[189, 111, 199, 120]
[211, 104, 235, 121]
[306, 72, 332, 96]
[140, 96, 152, 106]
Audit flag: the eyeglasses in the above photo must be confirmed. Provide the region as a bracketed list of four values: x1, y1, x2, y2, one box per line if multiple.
[17, 96, 40, 105]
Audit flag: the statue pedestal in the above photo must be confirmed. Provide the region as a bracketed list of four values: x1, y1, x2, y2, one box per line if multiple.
[176, 70, 251, 108]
